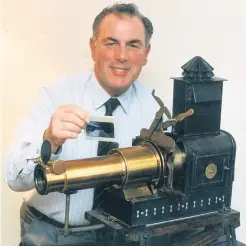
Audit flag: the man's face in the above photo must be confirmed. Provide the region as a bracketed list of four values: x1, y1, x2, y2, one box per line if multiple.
[90, 13, 151, 96]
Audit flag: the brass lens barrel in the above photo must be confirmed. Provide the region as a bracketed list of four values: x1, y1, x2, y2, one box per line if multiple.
[34, 142, 163, 195]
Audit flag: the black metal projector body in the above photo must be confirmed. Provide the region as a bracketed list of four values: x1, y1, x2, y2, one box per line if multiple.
[99, 56, 236, 227]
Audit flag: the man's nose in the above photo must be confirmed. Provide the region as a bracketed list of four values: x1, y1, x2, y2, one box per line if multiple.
[115, 46, 128, 62]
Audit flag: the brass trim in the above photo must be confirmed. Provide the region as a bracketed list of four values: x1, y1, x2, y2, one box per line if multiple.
[143, 141, 164, 184]
[205, 163, 217, 179]
[110, 149, 129, 186]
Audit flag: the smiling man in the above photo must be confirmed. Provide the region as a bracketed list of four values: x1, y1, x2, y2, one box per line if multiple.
[4, 3, 161, 246]
[90, 12, 151, 96]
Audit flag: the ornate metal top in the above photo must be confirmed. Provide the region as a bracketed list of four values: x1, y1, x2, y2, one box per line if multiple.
[181, 56, 214, 81]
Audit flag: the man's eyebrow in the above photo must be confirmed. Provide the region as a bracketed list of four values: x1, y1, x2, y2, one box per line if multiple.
[102, 37, 144, 45]
[103, 37, 119, 43]
[127, 39, 144, 45]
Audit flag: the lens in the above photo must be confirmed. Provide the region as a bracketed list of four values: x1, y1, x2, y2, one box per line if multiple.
[34, 165, 47, 195]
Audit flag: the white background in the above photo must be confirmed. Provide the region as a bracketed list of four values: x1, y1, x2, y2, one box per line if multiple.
[1, 0, 246, 245]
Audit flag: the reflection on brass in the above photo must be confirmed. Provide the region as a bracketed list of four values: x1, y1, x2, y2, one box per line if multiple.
[34, 142, 164, 195]
[173, 144, 186, 170]
[205, 163, 217, 179]
[52, 160, 66, 175]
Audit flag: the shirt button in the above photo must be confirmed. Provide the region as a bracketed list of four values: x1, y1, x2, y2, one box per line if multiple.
[36, 149, 39, 154]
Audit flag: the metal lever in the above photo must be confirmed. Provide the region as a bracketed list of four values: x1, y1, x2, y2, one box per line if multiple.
[162, 109, 194, 130]
[151, 90, 172, 119]
[175, 108, 194, 122]
[147, 90, 171, 139]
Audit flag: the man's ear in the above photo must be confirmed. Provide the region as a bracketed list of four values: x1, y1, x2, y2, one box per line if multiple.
[90, 37, 96, 61]
[143, 43, 151, 66]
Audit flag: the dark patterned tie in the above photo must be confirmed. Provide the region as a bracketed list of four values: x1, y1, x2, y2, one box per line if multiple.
[97, 98, 120, 156]
[93, 98, 120, 209]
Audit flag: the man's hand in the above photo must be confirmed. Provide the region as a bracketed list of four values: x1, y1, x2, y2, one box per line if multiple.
[43, 105, 90, 153]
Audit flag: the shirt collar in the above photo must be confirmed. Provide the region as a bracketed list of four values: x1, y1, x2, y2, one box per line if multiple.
[89, 72, 133, 114]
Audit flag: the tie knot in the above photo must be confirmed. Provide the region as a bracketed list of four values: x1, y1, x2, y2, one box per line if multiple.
[104, 98, 120, 116]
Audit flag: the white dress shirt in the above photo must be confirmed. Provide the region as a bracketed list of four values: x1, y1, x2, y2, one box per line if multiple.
[3, 72, 160, 225]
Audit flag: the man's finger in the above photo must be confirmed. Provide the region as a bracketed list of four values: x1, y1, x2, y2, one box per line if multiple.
[62, 105, 90, 123]
[61, 122, 82, 134]
[60, 130, 79, 139]
[60, 113, 86, 129]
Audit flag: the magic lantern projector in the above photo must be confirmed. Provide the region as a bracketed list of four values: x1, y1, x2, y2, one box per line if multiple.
[34, 56, 236, 230]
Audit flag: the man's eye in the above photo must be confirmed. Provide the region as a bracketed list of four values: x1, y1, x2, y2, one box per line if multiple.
[105, 43, 116, 47]
[128, 43, 139, 48]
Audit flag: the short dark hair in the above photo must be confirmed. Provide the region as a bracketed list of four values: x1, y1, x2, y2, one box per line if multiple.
[92, 3, 154, 45]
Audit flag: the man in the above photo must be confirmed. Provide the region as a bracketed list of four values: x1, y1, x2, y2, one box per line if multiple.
[4, 3, 161, 246]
